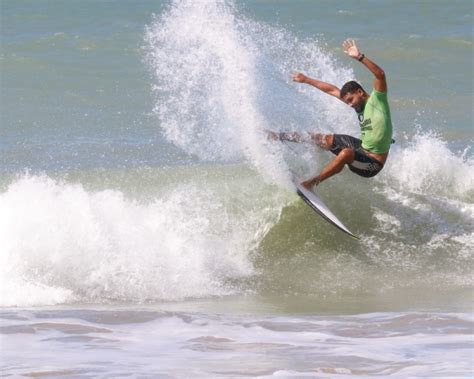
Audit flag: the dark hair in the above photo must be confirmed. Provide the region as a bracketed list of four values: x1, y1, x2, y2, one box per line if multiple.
[340, 81, 365, 99]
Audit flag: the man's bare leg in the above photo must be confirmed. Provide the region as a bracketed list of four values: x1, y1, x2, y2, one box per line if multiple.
[267, 131, 350, 189]
[267, 131, 335, 148]
[301, 148, 355, 189]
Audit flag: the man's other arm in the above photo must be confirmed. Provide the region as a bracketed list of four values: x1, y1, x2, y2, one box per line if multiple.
[292, 72, 342, 99]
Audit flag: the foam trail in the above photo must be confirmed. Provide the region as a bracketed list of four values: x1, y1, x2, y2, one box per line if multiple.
[144, 0, 354, 184]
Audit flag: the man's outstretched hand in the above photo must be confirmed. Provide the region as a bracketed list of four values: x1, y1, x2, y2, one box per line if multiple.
[342, 39, 362, 60]
[292, 72, 308, 83]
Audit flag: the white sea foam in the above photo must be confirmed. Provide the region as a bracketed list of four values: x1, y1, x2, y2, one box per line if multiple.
[0, 174, 284, 306]
[2, 310, 472, 377]
[378, 132, 474, 199]
[370, 132, 474, 269]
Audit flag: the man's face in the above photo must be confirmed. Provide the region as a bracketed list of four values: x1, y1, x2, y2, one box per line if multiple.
[342, 90, 365, 112]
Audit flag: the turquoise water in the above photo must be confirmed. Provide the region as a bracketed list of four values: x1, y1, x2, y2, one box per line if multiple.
[1, 0, 473, 377]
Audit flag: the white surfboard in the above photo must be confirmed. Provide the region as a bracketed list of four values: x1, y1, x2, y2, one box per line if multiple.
[292, 175, 359, 240]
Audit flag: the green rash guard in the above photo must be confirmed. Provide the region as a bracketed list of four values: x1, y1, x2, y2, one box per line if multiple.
[357, 90, 393, 154]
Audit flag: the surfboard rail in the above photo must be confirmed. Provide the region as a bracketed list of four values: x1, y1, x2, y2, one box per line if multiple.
[292, 175, 360, 240]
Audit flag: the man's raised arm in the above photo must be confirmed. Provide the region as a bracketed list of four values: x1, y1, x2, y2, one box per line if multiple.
[292, 72, 341, 99]
[342, 39, 387, 93]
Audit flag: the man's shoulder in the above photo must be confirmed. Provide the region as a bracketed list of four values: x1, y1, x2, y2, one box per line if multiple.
[370, 89, 388, 99]
[368, 90, 389, 108]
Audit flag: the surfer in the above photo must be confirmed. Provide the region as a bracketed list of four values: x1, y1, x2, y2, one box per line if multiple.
[269, 39, 393, 190]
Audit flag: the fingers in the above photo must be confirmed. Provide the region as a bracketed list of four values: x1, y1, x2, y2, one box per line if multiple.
[292, 73, 300, 82]
[342, 40, 350, 54]
[292, 72, 304, 82]
[343, 39, 356, 47]
[342, 39, 358, 51]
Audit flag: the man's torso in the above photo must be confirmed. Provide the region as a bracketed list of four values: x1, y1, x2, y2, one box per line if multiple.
[358, 90, 393, 157]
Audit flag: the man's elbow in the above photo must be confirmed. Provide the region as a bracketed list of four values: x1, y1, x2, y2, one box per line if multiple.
[376, 70, 386, 80]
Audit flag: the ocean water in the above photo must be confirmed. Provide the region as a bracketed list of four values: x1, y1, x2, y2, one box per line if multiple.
[1, 0, 473, 377]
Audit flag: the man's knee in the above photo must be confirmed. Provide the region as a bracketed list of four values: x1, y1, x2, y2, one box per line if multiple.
[338, 148, 355, 163]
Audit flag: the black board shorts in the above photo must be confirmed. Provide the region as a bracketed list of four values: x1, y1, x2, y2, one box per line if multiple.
[330, 134, 384, 178]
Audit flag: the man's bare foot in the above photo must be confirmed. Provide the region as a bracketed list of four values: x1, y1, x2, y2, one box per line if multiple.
[301, 177, 321, 190]
[266, 131, 280, 141]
